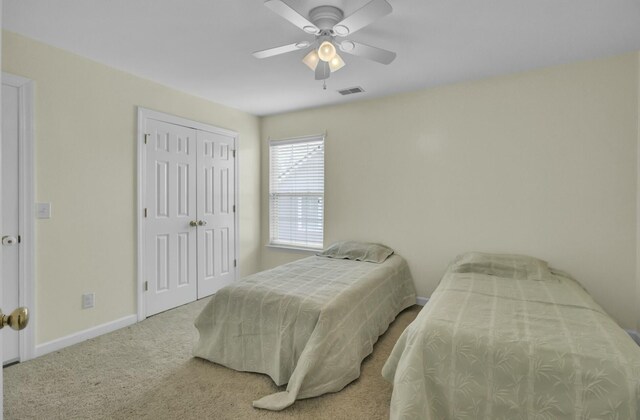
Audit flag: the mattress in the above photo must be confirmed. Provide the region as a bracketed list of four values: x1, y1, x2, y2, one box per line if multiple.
[382, 259, 640, 420]
[194, 254, 416, 410]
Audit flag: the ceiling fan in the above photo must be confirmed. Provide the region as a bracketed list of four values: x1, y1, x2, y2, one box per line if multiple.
[253, 0, 396, 83]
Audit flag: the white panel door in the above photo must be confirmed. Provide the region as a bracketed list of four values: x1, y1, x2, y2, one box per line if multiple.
[145, 119, 198, 316]
[196, 130, 236, 298]
[1, 83, 20, 364]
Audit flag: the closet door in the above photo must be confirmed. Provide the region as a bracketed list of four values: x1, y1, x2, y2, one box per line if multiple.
[196, 130, 236, 298]
[145, 119, 198, 316]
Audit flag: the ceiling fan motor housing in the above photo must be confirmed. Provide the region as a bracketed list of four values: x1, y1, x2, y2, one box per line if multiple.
[309, 6, 344, 31]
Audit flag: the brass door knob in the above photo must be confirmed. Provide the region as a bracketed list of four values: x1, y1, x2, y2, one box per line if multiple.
[0, 307, 29, 331]
[198, 220, 207, 226]
[189, 221, 198, 227]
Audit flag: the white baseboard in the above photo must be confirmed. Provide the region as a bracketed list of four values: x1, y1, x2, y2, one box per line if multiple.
[416, 296, 429, 306]
[626, 329, 640, 346]
[35, 314, 137, 358]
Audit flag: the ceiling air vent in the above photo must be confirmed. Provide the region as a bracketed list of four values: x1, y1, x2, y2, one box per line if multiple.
[337, 86, 365, 95]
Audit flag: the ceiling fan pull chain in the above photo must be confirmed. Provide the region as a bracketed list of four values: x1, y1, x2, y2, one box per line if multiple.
[323, 80, 327, 90]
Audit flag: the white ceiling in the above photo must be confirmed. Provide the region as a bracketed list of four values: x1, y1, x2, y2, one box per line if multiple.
[3, 0, 640, 116]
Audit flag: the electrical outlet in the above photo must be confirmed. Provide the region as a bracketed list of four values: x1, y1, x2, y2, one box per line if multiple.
[82, 293, 95, 309]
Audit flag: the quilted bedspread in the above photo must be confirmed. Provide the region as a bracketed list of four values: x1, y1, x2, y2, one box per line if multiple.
[194, 254, 416, 410]
[382, 264, 640, 419]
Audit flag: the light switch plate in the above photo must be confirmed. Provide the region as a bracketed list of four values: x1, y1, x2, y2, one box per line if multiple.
[36, 202, 51, 219]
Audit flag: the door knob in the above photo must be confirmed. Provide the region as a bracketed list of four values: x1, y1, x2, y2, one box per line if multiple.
[2, 235, 17, 246]
[0, 307, 29, 331]
[189, 221, 198, 227]
[198, 220, 207, 226]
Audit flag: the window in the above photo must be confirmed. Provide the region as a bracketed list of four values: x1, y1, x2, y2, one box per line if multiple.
[269, 135, 324, 250]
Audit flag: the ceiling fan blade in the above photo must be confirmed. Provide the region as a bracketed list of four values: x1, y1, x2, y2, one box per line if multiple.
[340, 41, 396, 64]
[315, 61, 330, 80]
[332, 0, 392, 36]
[264, 0, 319, 34]
[252, 42, 309, 59]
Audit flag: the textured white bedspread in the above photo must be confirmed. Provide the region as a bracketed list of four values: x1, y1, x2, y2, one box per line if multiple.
[194, 254, 416, 410]
[382, 265, 640, 419]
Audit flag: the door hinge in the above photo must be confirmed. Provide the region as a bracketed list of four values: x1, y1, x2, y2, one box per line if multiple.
[144, 281, 148, 291]
[234, 259, 237, 268]
[144, 133, 150, 144]
[17, 235, 21, 244]
[144, 208, 148, 218]
[232, 204, 236, 213]
[232, 149, 236, 158]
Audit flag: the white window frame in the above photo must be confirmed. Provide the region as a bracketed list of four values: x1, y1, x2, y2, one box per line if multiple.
[268, 133, 325, 251]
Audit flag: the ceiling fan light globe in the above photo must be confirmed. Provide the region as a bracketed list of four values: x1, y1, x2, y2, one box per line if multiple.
[303, 49, 320, 71]
[318, 41, 337, 62]
[328, 54, 345, 72]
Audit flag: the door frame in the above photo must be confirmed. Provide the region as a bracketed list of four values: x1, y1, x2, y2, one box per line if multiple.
[136, 107, 239, 321]
[2, 73, 36, 362]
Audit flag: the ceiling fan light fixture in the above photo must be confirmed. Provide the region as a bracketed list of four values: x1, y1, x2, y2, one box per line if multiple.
[303, 49, 320, 70]
[318, 41, 337, 62]
[329, 54, 345, 72]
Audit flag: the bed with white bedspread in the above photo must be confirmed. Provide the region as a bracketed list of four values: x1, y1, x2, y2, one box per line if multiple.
[194, 243, 416, 411]
[382, 252, 640, 420]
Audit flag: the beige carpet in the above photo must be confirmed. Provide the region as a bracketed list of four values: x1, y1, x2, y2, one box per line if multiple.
[4, 299, 420, 420]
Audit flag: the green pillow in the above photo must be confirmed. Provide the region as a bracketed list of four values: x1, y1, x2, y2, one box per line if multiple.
[317, 241, 394, 263]
[450, 252, 554, 280]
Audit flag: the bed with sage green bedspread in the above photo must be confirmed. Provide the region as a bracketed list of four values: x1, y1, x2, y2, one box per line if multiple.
[382, 253, 640, 420]
[193, 254, 416, 410]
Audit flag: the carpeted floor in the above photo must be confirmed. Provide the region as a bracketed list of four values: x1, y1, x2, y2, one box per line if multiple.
[4, 299, 420, 420]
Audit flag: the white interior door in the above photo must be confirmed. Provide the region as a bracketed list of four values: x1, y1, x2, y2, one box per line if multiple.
[144, 119, 198, 316]
[196, 130, 236, 298]
[1, 82, 20, 364]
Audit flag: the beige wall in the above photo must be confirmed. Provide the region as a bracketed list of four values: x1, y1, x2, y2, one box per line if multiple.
[2, 31, 261, 344]
[261, 52, 640, 330]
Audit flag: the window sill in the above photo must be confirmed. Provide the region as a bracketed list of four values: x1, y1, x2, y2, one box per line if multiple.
[266, 243, 323, 253]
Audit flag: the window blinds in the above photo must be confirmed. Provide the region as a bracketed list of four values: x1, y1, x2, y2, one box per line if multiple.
[269, 135, 325, 249]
